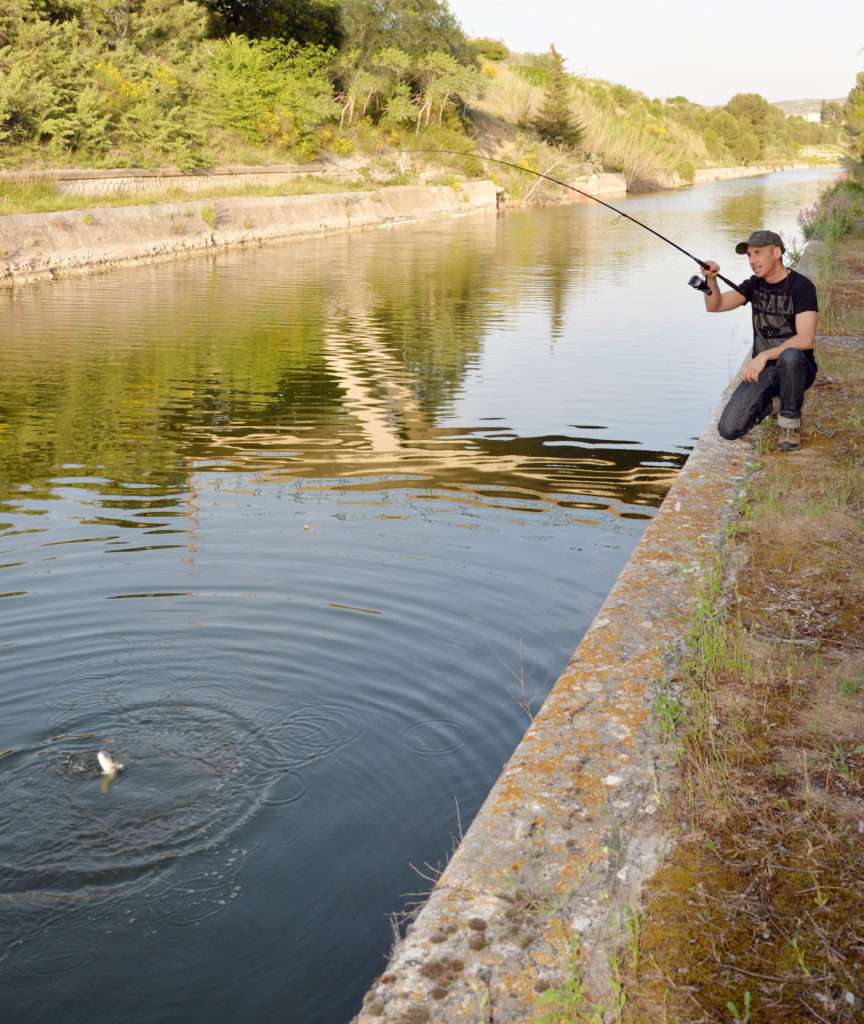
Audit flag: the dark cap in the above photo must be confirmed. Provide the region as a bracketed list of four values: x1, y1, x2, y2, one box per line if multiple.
[735, 230, 785, 254]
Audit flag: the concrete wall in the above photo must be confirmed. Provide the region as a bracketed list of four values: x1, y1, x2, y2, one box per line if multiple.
[633, 163, 805, 192]
[353, 373, 756, 1023]
[0, 164, 332, 197]
[0, 181, 500, 287]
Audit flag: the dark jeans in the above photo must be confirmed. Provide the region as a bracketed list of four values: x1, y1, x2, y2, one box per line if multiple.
[718, 348, 817, 440]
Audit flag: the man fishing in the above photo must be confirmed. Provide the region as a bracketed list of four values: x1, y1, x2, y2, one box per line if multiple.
[702, 229, 818, 452]
[413, 150, 820, 454]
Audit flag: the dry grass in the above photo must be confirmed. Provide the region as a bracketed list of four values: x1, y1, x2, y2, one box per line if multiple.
[622, 340, 864, 1023]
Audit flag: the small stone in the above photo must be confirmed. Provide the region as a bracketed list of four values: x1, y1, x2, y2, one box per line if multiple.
[534, 980, 550, 993]
[616, 868, 628, 882]
[603, 774, 623, 787]
[468, 934, 486, 950]
[571, 915, 591, 933]
[380, 974, 395, 984]
[467, 918, 487, 931]
[430, 987, 447, 1000]
[403, 1009, 430, 1024]
[365, 1000, 385, 1017]
[429, 932, 447, 943]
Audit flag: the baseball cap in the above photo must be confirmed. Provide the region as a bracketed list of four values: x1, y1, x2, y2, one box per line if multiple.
[735, 230, 785, 254]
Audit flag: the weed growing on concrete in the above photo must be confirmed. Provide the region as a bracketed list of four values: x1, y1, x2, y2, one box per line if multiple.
[200, 206, 218, 231]
[534, 938, 603, 1024]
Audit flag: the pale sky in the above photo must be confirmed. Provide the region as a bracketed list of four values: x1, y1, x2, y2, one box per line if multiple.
[448, 0, 862, 106]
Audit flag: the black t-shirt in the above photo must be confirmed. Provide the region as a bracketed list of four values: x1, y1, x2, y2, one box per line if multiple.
[738, 269, 818, 364]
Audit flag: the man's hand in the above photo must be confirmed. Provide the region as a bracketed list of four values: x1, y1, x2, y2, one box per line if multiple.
[702, 261, 747, 313]
[743, 352, 768, 382]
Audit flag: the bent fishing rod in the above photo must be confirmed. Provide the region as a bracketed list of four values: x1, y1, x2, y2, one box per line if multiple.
[408, 148, 743, 295]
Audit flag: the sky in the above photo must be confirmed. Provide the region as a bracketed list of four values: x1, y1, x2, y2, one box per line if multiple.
[448, 0, 863, 106]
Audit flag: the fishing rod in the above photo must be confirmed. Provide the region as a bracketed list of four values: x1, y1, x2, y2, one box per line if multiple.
[407, 148, 744, 295]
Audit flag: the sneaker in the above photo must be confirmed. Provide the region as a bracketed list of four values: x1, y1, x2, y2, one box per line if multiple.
[778, 425, 800, 451]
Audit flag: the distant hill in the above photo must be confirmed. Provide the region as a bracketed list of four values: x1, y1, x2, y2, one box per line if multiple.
[773, 97, 845, 118]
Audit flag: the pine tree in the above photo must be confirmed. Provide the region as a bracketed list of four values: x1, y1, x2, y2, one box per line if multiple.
[533, 45, 583, 150]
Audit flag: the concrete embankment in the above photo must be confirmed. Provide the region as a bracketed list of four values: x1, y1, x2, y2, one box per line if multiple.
[0, 162, 332, 198]
[353, 379, 755, 1022]
[633, 162, 809, 192]
[0, 181, 499, 287]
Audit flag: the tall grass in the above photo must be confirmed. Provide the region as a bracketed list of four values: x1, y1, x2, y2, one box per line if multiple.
[475, 64, 708, 188]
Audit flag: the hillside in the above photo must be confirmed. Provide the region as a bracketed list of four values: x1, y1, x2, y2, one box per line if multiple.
[0, 1, 845, 207]
[774, 97, 846, 117]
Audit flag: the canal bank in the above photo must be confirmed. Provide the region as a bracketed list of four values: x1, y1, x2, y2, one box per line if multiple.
[353, 358, 758, 1022]
[0, 160, 827, 287]
[354, 203, 864, 1022]
[0, 166, 844, 1024]
[0, 181, 500, 287]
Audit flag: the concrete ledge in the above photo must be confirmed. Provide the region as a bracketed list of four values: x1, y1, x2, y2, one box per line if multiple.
[0, 181, 499, 287]
[354, 379, 755, 1022]
[0, 163, 331, 197]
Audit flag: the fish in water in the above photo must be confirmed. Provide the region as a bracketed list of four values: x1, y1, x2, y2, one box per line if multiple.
[97, 749, 125, 776]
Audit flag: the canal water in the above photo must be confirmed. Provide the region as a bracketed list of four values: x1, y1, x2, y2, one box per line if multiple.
[0, 168, 837, 1022]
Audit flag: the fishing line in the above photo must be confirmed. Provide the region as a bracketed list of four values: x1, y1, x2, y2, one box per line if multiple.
[407, 148, 745, 295]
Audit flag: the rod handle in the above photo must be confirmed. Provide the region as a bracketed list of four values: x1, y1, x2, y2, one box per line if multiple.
[696, 260, 744, 296]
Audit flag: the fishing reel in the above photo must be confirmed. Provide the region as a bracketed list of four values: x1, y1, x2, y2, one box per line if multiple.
[688, 274, 712, 294]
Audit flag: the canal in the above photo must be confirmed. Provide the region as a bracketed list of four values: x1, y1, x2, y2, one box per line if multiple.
[0, 167, 837, 1022]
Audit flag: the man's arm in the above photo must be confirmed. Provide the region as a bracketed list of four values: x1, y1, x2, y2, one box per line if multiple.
[702, 261, 747, 312]
[742, 311, 817, 382]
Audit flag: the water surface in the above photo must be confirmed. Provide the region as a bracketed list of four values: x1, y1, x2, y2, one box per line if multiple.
[0, 167, 836, 1022]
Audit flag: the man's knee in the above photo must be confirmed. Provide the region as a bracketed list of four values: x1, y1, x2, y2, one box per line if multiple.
[778, 347, 804, 369]
[718, 409, 747, 440]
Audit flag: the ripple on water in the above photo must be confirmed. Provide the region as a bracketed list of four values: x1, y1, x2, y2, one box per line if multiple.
[402, 719, 466, 757]
[0, 690, 364, 974]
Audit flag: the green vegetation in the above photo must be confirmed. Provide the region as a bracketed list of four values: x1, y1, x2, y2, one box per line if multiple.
[799, 165, 864, 334]
[842, 72, 864, 157]
[531, 45, 583, 150]
[0, 0, 481, 168]
[0, 0, 843, 186]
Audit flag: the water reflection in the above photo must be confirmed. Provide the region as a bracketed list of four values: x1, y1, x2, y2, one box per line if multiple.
[0, 208, 682, 531]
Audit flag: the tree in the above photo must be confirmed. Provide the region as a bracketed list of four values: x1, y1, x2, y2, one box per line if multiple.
[844, 72, 864, 154]
[201, 0, 343, 48]
[532, 44, 583, 149]
[339, 0, 473, 63]
[820, 99, 842, 125]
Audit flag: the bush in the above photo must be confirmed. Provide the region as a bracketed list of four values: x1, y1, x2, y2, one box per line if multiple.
[677, 159, 695, 183]
[471, 37, 508, 61]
